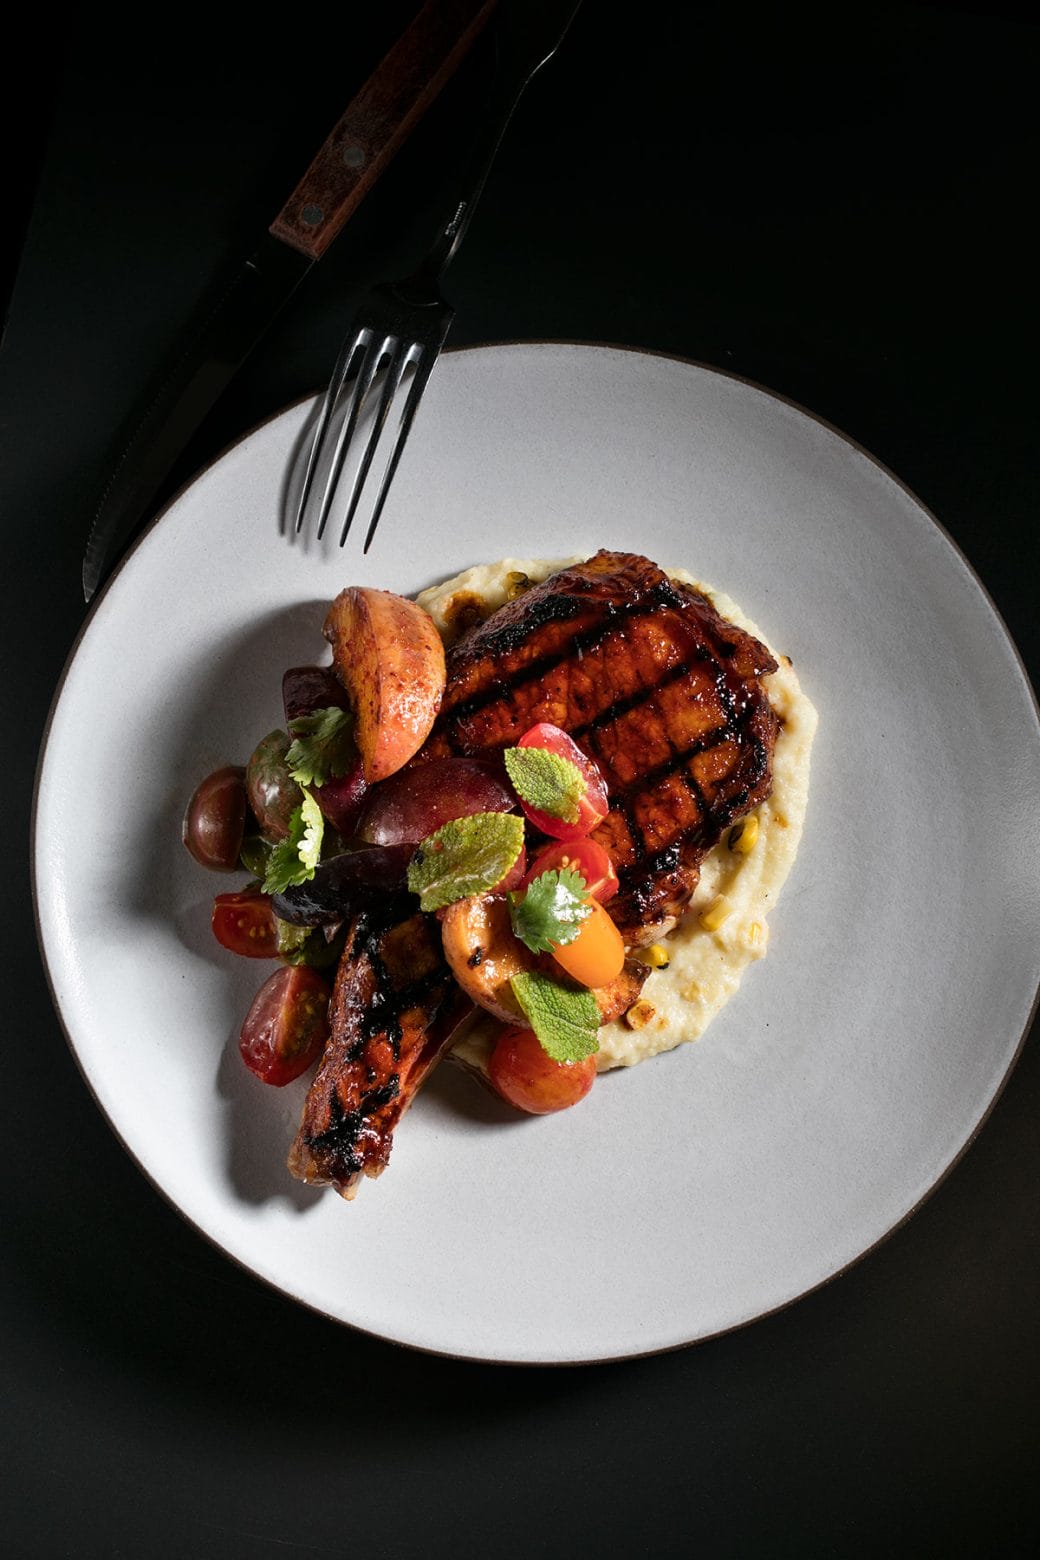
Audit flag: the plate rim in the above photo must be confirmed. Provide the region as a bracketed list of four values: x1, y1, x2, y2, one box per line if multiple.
[31, 339, 1040, 1365]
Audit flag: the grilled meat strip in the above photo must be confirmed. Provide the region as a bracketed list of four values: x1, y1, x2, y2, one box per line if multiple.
[288, 899, 467, 1197]
[419, 551, 780, 943]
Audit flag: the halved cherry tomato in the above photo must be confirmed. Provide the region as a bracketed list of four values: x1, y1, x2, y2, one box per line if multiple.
[239, 965, 331, 1085]
[182, 765, 247, 870]
[549, 898, 625, 989]
[522, 837, 618, 903]
[212, 888, 279, 958]
[487, 1025, 597, 1114]
[515, 723, 609, 842]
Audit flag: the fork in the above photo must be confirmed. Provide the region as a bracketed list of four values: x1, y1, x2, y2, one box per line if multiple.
[294, 0, 582, 553]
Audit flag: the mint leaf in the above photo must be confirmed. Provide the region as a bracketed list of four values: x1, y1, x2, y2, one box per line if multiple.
[286, 706, 355, 788]
[510, 971, 600, 1062]
[407, 812, 525, 912]
[503, 746, 584, 823]
[508, 867, 591, 953]
[262, 788, 325, 894]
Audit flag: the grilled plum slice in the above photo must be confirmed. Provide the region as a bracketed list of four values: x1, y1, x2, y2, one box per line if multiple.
[356, 757, 515, 846]
[282, 664, 351, 725]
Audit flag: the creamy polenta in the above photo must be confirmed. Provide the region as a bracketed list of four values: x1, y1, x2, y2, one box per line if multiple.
[416, 559, 817, 1072]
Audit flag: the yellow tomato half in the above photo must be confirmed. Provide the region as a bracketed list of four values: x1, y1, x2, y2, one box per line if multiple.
[551, 899, 625, 989]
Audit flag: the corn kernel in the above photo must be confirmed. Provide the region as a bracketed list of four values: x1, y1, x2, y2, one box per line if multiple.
[636, 943, 670, 969]
[728, 814, 760, 854]
[699, 895, 732, 932]
[624, 1000, 657, 1031]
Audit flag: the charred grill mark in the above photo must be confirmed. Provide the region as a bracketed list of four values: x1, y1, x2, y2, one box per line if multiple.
[676, 764, 711, 824]
[292, 902, 457, 1190]
[419, 550, 781, 950]
[567, 659, 694, 741]
[611, 791, 647, 860]
[442, 580, 688, 730]
[306, 1076, 402, 1170]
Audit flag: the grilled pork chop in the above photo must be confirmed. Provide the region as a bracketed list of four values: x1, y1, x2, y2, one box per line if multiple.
[419, 551, 780, 943]
[290, 551, 778, 1196]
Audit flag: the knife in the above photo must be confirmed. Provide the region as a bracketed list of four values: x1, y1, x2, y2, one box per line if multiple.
[82, 0, 496, 603]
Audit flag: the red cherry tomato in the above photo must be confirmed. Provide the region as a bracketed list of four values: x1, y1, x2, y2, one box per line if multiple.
[522, 837, 618, 903]
[498, 842, 527, 894]
[516, 723, 609, 842]
[239, 966, 331, 1085]
[212, 888, 279, 958]
[487, 1025, 597, 1114]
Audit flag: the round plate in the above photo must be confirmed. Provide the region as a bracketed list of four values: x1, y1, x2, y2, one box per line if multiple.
[33, 344, 1040, 1363]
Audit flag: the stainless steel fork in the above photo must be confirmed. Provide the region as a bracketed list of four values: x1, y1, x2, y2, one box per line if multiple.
[294, 0, 582, 552]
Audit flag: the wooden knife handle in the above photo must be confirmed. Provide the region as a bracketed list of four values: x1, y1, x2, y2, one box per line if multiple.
[270, 0, 497, 260]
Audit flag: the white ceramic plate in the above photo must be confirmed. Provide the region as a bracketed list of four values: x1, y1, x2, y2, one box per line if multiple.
[34, 344, 1040, 1363]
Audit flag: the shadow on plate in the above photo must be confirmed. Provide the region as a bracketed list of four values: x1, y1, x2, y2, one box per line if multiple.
[277, 384, 399, 560]
[215, 1032, 323, 1212]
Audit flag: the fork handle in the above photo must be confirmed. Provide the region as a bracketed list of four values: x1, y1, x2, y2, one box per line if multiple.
[414, 0, 582, 286]
[270, 0, 497, 261]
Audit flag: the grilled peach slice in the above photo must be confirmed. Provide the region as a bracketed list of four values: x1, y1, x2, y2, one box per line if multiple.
[323, 587, 446, 783]
[440, 892, 650, 1026]
[441, 893, 533, 1024]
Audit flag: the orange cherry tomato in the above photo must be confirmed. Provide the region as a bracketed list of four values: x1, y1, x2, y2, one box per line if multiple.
[488, 1025, 597, 1114]
[550, 898, 625, 989]
[522, 837, 618, 903]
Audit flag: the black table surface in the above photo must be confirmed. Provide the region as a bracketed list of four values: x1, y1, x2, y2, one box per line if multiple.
[4, 5, 1037, 1556]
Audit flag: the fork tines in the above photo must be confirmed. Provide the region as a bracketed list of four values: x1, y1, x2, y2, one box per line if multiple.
[295, 290, 453, 552]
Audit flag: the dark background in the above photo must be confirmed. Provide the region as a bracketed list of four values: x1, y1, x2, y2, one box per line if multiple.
[4, 3, 1038, 1556]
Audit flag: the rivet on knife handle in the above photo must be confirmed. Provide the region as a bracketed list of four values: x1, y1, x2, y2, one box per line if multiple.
[270, 0, 497, 261]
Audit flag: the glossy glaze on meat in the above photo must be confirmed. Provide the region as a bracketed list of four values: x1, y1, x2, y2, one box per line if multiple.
[419, 551, 780, 942]
[287, 901, 464, 1197]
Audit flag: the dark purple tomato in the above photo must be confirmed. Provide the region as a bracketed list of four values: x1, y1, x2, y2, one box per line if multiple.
[356, 757, 516, 846]
[183, 766, 248, 870]
[212, 888, 279, 958]
[239, 965, 331, 1085]
[245, 730, 302, 841]
[282, 665, 351, 726]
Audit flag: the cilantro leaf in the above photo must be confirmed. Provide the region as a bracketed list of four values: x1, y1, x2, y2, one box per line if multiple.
[508, 867, 591, 953]
[286, 706, 355, 789]
[503, 746, 584, 823]
[298, 789, 324, 872]
[510, 971, 600, 1062]
[262, 788, 325, 895]
[407, 812, 525, 912]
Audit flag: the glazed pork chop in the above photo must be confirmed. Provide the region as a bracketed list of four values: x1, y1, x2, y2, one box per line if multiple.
[289, 552, 781, 1196]
[419, 551, 780, 943]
